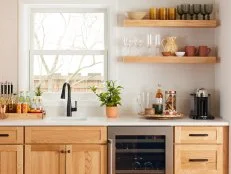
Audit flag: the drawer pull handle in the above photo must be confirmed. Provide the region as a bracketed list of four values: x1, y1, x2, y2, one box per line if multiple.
[0, 134, 9, 137]
[189, 159, 209, 162]
[189, 134, 209, 137]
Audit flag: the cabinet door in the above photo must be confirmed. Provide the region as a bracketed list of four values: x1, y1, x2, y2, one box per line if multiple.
[25, 145, 66, 174]
[66, 145, 107, 174]
[0, 145, 23, 174]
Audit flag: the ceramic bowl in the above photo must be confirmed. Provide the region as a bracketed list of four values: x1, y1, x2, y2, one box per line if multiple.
[175, 52, 186, 57]
[127, 12, 147, 20]
[162, 52, 172, 56]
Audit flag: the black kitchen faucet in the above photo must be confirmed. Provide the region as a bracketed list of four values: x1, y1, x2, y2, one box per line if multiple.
[61, 82, 77, 116]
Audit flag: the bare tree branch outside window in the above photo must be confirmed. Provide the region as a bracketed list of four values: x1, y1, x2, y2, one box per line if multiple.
[31, 10, 107, 92]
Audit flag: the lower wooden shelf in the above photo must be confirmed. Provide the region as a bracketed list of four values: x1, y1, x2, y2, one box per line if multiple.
[122, 56, 217, 64]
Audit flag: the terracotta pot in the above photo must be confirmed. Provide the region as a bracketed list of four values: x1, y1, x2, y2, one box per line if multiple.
[106, 106, 118, 118]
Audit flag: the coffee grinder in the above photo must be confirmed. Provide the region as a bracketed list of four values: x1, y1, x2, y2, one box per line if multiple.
[190, 88, 214, 120]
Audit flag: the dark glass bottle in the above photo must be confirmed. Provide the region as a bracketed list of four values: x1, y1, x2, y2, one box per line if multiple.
[153, 84, 163, 115]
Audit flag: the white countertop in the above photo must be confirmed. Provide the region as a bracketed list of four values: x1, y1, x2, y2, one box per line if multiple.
[0, 115, 228, 126]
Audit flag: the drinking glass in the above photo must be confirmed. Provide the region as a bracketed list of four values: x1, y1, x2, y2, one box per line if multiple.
[122, 37, 129, 56]
[201, 4, 207, 20]
[193, 4, 201, 20]
[188, 5, 194, 20]
[137, 92, 151, 113]
[181, 4, 190, 20]
[147, 34, 153, 56]
[154, 34, 161, 56]
[168, 8, 176, 20]
[177, 5, 184, 20]
[128, 38, 135, 55]
[135, 39, 144, 56]
[205, 4, 213, 20]
[144, 162, 154, 170]
[159, 8, 168, 20]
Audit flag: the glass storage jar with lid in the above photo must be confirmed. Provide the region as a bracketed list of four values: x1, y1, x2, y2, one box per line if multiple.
[165, 90, 176, 114]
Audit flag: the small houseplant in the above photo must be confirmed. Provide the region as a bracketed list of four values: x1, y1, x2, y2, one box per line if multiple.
[90, 80, 123, 118]
[35, 85, 42, 97]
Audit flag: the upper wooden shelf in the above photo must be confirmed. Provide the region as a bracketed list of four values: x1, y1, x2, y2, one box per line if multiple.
[122, 56, 217, 64]
[123, 20, 219, 28]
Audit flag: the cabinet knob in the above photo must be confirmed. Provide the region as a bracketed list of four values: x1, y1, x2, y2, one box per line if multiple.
[67, 150, 71, 153]
[60, 150, 65, 153]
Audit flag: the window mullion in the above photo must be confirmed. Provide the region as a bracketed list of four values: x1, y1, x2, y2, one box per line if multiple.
[30, 50, 107, 55]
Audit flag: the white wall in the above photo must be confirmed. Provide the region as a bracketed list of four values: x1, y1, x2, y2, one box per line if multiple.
[215, 0, 231, 172]
[3, 0, 218, 117]
[117, 0, 216, 115]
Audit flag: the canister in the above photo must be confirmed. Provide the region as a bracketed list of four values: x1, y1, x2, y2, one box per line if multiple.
[165, 90, 176, 113]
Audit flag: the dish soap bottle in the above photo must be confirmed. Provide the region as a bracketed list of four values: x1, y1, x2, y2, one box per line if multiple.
[153, 84, 163, 115]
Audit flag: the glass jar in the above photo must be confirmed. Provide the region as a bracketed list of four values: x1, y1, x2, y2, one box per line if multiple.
[165, 91, 176, 114]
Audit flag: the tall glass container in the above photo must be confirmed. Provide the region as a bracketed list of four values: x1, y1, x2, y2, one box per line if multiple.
[165, 91, 176, 114]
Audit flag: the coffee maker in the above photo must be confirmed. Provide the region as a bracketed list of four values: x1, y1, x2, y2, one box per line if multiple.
[190, 88, 214, 120]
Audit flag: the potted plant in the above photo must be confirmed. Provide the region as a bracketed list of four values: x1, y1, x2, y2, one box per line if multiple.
[90, 80, 123, 118]
[34, 85, 43, 111]
[35, 85, 42, 97]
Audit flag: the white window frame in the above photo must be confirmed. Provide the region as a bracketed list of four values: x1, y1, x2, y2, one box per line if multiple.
[29, 8, 109, 91]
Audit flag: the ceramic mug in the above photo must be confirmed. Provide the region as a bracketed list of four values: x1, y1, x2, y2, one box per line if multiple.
[198, 46, 211, 57]
[185, 46, 197, 56]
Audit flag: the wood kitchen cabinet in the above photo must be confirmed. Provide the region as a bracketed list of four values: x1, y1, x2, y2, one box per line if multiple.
[24, 127, 107, 174]
[0, 145, 23, 174]
[66, 145, 107, 174]
[25, 145, 66, 174]
[174, 126, 228, 174]
[24, 144, 107, 174]
[0, 127, 23, 174]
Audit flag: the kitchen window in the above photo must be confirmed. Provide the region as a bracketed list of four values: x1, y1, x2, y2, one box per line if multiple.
[29, 8, 108, 92]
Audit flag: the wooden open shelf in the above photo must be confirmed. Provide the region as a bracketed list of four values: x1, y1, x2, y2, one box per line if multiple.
[122, 56, 217, 64]
[123, 20, 219, 28]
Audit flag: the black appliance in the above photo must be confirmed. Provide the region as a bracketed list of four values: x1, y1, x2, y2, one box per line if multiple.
[190, 88, 214, 120]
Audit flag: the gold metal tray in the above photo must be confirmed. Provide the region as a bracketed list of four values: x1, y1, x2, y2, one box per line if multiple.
[139, 112, 184, 120]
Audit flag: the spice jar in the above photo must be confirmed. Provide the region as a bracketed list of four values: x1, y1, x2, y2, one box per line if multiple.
[165, 90, 176, 114]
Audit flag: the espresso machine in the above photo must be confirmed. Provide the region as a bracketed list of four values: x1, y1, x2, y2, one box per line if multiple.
[190, 88, 214, 120]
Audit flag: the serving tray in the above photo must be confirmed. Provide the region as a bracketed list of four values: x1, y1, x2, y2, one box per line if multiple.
[0, 113, 45, 120]
[139, 112, 184, 120]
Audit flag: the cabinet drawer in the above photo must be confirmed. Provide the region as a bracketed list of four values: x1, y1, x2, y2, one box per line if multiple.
[25, 127, 107, 144]
[0, 127, 23, 144]
[175, 145, 222, 174]
[175, 127, 223, 144]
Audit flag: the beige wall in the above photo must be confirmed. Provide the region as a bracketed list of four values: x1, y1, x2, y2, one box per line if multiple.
[0, 0, 18, 87]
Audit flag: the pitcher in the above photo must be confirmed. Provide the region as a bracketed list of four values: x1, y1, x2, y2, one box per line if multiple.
[161, 37, 178, 55]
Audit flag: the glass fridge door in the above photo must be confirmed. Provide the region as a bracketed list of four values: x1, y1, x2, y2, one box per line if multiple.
[115, 135, 166, 174]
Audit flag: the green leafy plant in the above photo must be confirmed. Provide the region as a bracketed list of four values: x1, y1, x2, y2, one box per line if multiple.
[35, 85, 43, 96]
[90, 80, 123, 107]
